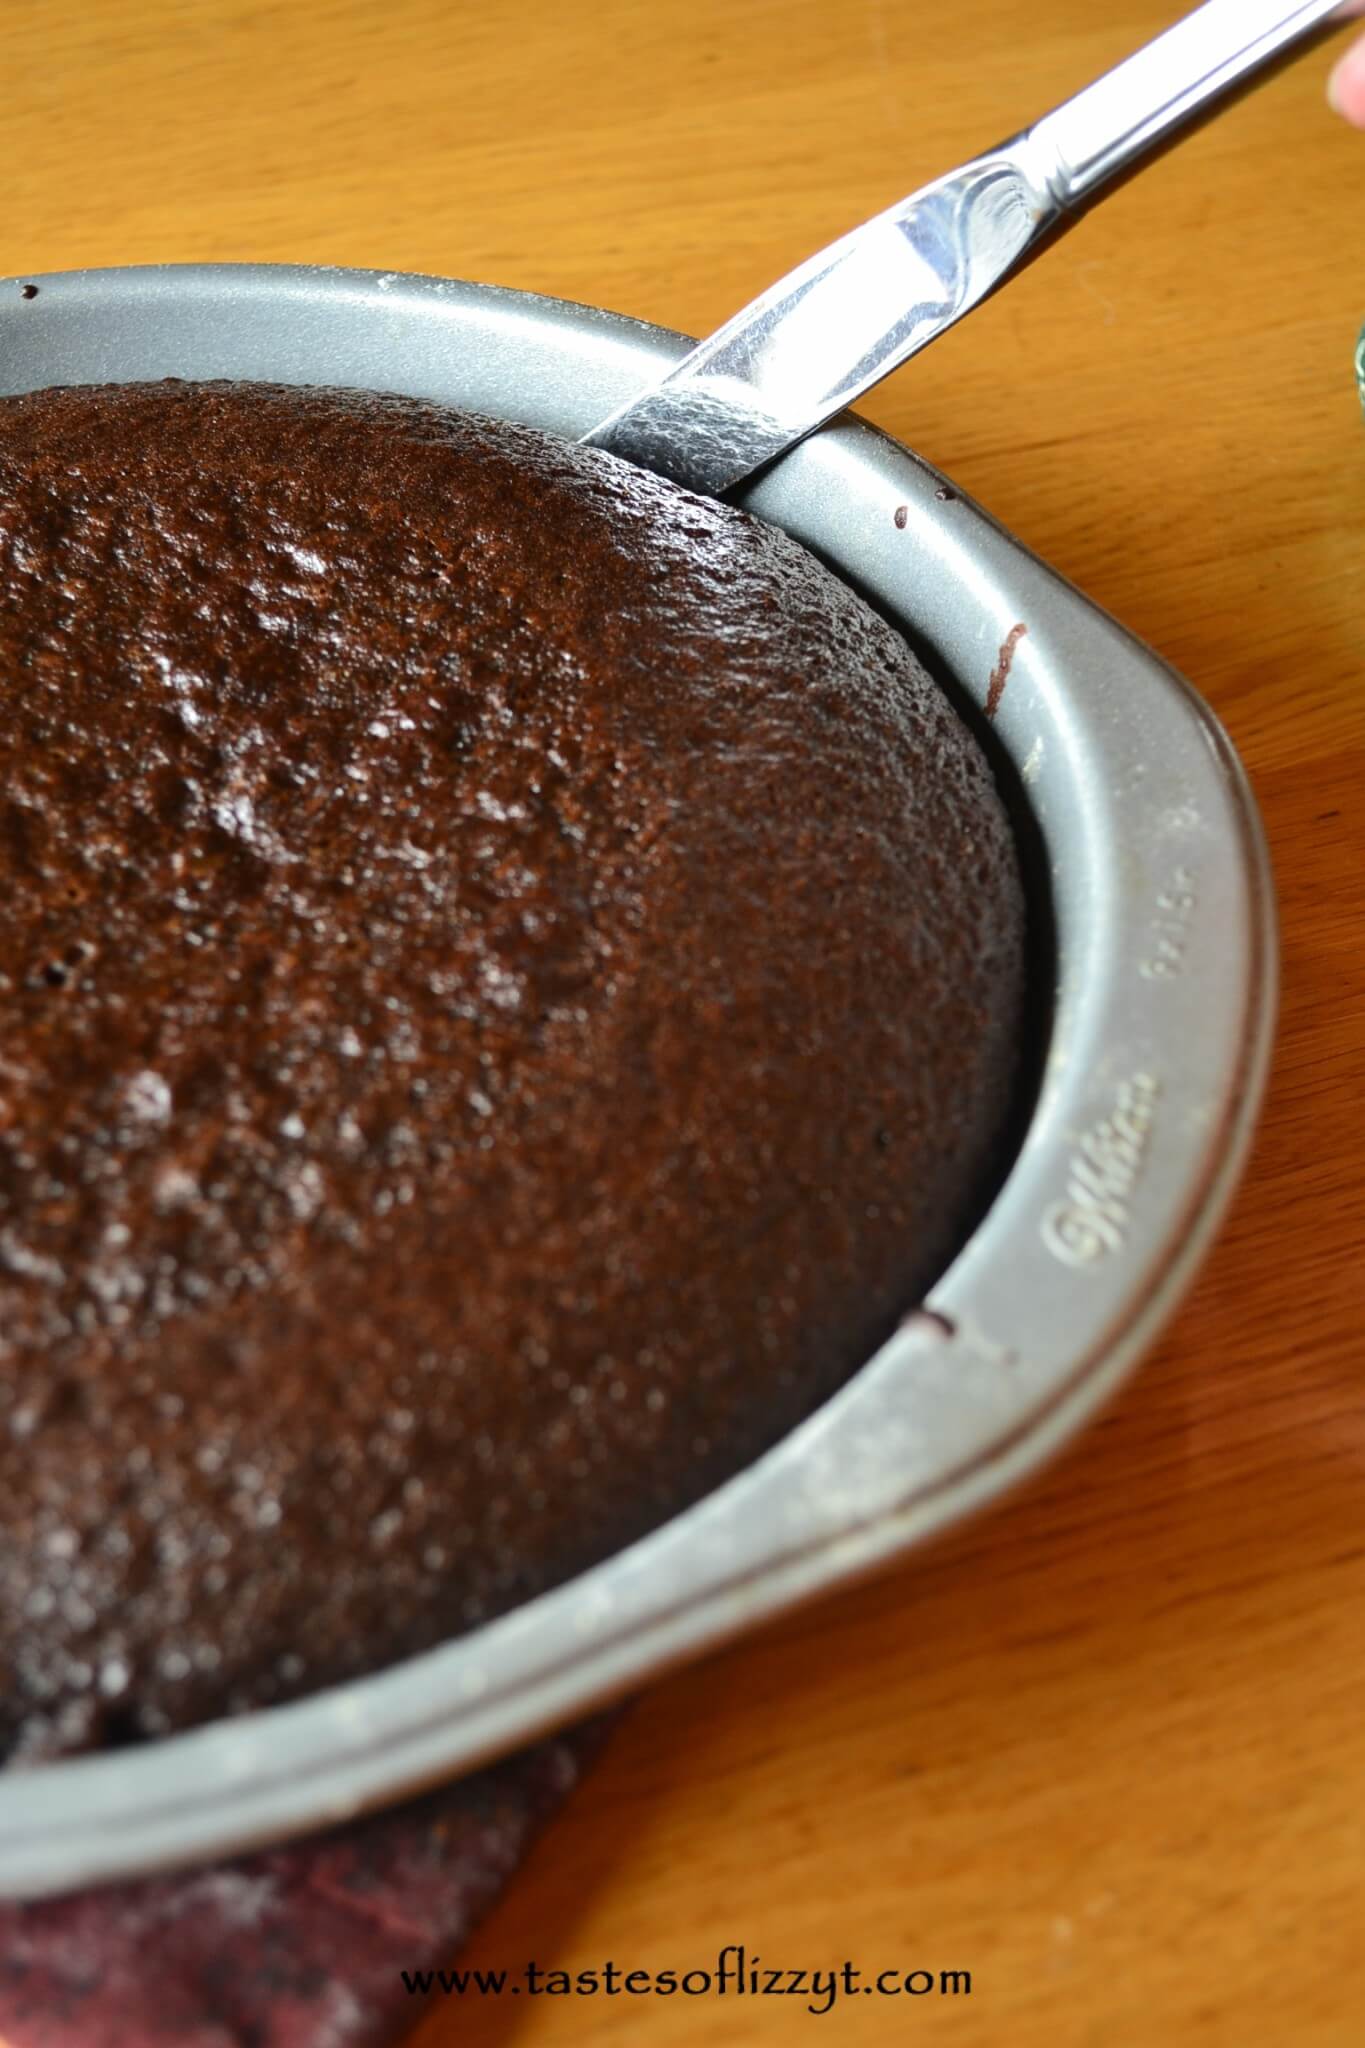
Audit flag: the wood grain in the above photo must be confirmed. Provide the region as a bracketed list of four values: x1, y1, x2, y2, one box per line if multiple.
[8, 2, 1365, 2043]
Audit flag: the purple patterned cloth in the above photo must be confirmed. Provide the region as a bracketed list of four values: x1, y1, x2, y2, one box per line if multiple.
[0, 1718, 613, 2047]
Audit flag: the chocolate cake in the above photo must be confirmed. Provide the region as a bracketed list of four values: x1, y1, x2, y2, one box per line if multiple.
[0, 380, 1026, 1763]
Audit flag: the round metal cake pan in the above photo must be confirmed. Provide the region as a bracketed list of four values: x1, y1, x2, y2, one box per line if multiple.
[0, 264, 1277, 1897]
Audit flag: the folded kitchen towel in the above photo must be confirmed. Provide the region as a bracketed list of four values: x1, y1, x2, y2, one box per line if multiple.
[0, 1715, 615, 2048]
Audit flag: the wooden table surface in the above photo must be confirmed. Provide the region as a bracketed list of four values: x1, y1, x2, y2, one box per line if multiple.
[11, 2, 1365, 2043]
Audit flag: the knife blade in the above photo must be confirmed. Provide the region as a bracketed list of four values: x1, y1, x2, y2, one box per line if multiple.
[584, 0, 1351, 496]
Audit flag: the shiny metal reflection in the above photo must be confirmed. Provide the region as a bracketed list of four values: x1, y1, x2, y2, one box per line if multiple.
[587, 0, 1350, 493]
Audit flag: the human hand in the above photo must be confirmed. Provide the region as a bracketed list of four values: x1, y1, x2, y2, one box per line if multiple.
[1329, 2, 1365, 128]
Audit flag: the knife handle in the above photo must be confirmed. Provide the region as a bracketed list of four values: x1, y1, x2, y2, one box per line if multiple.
[1030, 0, 1351, 209]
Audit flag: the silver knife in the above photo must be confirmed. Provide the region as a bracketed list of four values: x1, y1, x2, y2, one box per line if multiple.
[585, 0, 1353, 495]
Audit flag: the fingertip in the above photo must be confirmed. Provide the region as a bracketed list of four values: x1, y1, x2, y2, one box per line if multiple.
[1329, 45, 1365, 128]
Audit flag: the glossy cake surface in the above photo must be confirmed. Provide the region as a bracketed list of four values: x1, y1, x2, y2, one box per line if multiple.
[0, 381, 1026, 1760]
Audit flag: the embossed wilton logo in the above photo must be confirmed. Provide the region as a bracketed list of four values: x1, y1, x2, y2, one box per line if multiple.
[1041, 1073, 1161, 1268]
